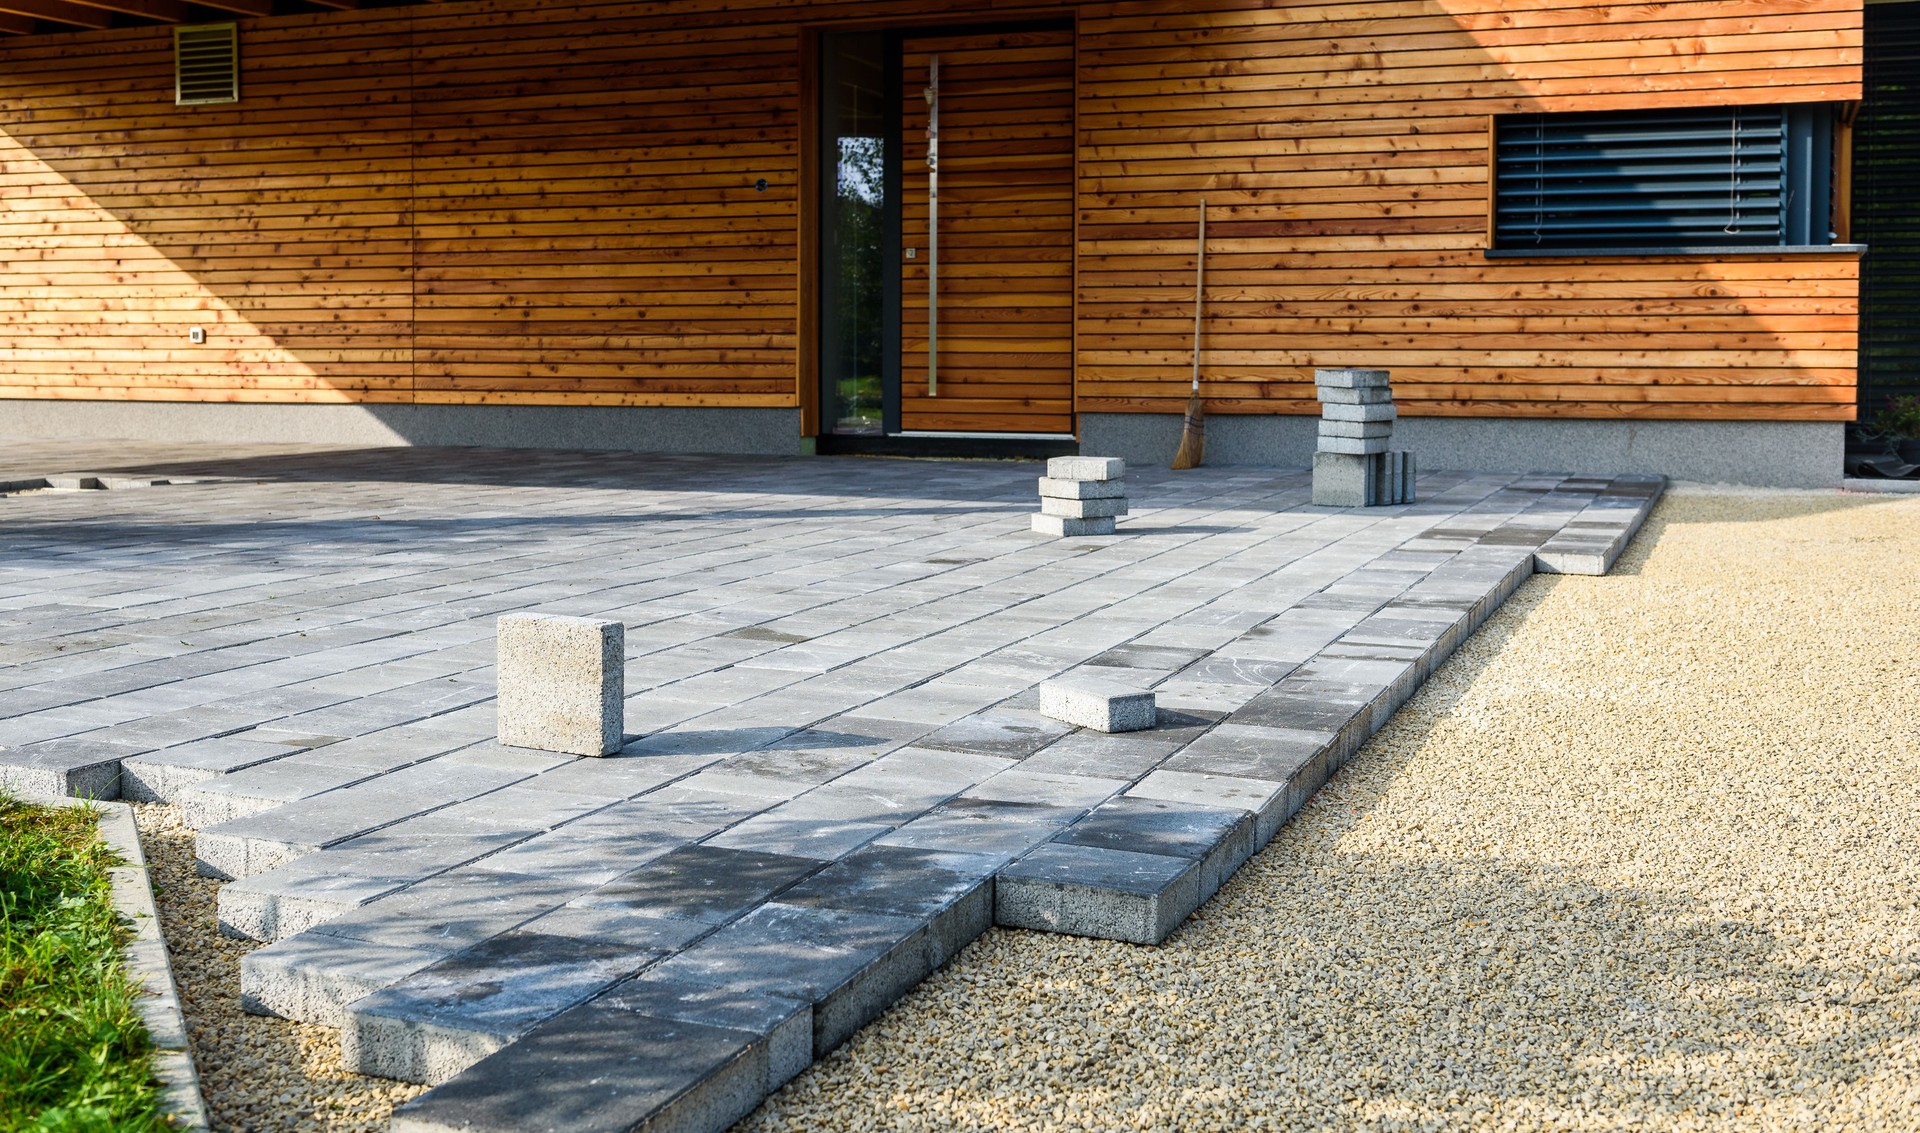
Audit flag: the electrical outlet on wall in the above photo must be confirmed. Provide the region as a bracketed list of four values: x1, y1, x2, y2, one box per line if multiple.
[189, 327, 205, 344]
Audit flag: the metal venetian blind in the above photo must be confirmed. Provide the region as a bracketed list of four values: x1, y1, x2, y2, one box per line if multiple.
[175, 24, 238, 106]
[1857, 1, 1920, 409]
[1494, 108, 1787, 249]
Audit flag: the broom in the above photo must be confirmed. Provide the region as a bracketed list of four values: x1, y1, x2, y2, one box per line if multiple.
[1169, 198, 1207, 470]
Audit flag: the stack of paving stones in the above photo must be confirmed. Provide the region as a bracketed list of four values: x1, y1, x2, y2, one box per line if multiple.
[0, 447, 1669, 1133]
[1032, 456, 1127, 536]
[1311, 367, 1415, 508]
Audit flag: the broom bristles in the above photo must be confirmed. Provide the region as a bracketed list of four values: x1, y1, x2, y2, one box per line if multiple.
[1170, 388, 1206, 470]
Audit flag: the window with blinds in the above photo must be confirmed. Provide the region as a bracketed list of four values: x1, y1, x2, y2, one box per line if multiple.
[1492, 106, 1834, 252]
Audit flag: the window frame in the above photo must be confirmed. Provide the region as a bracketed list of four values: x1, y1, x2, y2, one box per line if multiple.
[1483, 103, 1859, 259]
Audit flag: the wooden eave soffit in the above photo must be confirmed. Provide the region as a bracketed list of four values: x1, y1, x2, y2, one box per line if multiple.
[0, 0, 361, 35]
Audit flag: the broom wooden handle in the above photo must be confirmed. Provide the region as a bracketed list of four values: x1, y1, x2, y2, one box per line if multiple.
[1192, 199, 1206, 393]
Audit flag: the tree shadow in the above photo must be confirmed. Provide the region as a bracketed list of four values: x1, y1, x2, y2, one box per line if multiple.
[0, 445, 1046, 501]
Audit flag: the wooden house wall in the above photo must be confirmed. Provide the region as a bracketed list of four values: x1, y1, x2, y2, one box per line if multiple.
[0, 21, 417, 405]
[0, 0, 1865, 423]
[1073, 0, 1865, 422]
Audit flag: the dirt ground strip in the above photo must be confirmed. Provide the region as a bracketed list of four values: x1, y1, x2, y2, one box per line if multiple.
[143, 488, 1920, 1132]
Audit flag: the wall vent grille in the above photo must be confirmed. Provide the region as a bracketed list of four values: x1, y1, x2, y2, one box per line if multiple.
[176, 24, 238, 106]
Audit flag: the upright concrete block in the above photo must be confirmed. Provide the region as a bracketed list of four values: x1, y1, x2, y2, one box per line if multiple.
[1039, 676, 1156, 733]
[1312, 452, 1374, 508]
[497, 614, 624, 757]
[1046, 456, 1125, 482]
[1392, 450, 1417, 503]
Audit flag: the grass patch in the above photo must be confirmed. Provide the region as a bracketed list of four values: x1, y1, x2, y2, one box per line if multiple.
[0, 794, 167, 1132]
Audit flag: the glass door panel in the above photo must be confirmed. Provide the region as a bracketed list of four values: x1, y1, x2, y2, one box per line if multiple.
[819, 32, 898, 435]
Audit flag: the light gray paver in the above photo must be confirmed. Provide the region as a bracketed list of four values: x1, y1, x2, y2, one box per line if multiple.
[1037, 476, 1125, 500]
[0, 443, 1663, 1133]
[1038, 495, 1129, 519]
[0, 736, 142, 798]
[194, 760, 532, 880]
[1317, 435, 1392, 456]
[242, 932, 447, 1027]
[1312, 367, 1391, 388]
[1045, 456, 1124, 481]
[1318, 418, 1395, 440]
[1030, 513, 1117, 537]
[120, 736, 301, 802]
[1039, 675, 1157, 733]
[1321, 401, 1397, 423]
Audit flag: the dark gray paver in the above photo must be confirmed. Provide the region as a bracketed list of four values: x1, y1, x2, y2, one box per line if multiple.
[643, 901, 956, 1055]
[569, 844, 822, 925]
[343, 931, 660, 1084]
[388, 1005, 766, 1133]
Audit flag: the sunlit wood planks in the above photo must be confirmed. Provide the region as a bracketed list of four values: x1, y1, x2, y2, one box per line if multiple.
[0, 0, 1866, 426]
[1074, 0, 1864, 422]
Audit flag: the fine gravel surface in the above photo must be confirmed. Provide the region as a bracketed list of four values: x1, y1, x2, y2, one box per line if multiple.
[133, 803, 426, 1133]
[134, 489, 1920, 1132]
[739, 488, 1920, 1133]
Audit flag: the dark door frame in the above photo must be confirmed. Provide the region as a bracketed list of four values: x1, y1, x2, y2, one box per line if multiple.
[809, 17, 1079, 459]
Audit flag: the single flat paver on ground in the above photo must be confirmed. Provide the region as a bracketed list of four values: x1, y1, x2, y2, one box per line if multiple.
[0, 443, 1661, 1133]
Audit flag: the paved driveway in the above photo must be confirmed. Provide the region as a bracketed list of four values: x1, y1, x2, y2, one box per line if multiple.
[0, 444, 1657, 1133]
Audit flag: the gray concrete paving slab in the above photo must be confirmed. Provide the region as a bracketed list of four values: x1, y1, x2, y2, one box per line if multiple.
[0, 442, 1661, 1132]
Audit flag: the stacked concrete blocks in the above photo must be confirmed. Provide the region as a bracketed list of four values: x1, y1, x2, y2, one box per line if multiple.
[496, 614, 624, 757]
[1311, 368, 1416, 508]
[1033, 456, 1126, 536]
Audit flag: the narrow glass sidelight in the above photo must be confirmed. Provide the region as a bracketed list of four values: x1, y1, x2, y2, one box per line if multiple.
[819, 32, 895, 435]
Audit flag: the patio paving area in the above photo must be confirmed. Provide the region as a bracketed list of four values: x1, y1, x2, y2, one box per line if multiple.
[0, 443, 1659, 1133]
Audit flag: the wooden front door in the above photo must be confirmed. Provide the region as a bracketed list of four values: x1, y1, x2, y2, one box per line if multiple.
[899, 28, 1075, 435]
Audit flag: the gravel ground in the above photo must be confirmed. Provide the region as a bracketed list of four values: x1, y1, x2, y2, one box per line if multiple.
[740, 488, 1920, 1133]
[133, 803, 426, 1132]
[136, 489, 1920, 1132]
